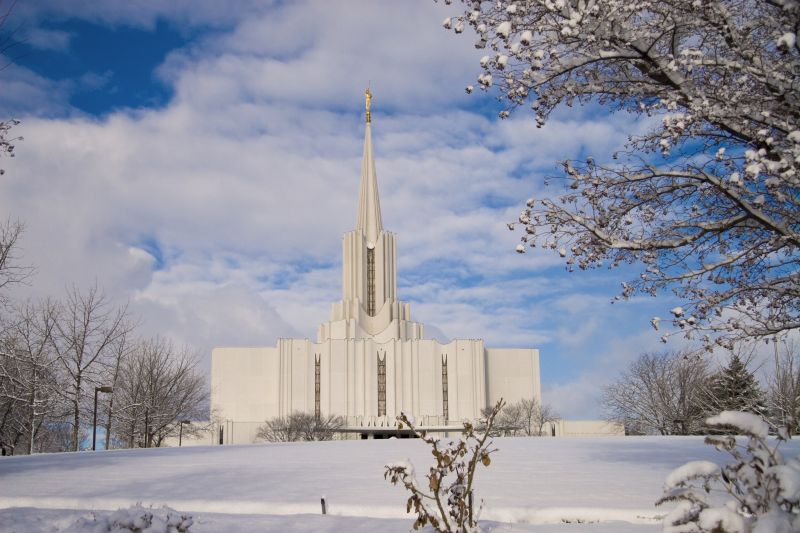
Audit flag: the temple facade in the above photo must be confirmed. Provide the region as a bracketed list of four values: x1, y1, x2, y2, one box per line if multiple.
[210, 91, 541, 443]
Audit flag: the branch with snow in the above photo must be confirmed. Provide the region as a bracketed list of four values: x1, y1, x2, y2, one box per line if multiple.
[0, 119, 20, 177]
[439, 0, 800, 347]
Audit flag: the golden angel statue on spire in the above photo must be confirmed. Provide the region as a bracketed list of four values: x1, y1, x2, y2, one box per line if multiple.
[365, 87, 372, 123]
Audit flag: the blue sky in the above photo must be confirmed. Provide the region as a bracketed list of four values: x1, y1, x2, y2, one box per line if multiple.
[15, 19, 185, 114]
[0, 0, 689, 418]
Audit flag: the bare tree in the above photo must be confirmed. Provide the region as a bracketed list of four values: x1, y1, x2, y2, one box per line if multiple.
[0, 332, 25, 454]
[0, 0, 24, 73]
[0, 299, 67, 454]
[4, 300, 61, 454]
[441, 0, 800, 348]
[256, 412, 344, 442]
[51, 285, 132, 451]
[767, 341, 800, 434]
[488, 398, 560, 436]
[99, 324, 135, 449]
[487, 401, 524, 436]
[112, 337, 208, 448]
[0, 220, 33, 305]
[256, 414, 301, 443]
[602, 350, 711, 435]
[521, 398, 560, 437]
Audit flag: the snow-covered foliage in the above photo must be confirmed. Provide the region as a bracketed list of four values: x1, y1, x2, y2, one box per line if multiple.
[657, 411, 800, 532]
[62, 504, 193, 533]
[440, 0, 800, 347]
[384, 400, 503, 532]
[0, 119, 20, 176]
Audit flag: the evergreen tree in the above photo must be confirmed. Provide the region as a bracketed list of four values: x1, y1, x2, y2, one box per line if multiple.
[704, 354, 766, 419]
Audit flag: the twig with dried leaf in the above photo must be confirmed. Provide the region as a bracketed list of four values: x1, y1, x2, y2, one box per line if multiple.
[384, 399, 504, 532]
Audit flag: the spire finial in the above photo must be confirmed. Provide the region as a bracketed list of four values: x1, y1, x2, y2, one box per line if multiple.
[365, 85, 372, 123]
[356, 85, 383, 243]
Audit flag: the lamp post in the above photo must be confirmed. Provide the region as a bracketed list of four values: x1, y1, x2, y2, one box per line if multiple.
[92, 386, 113, 451]
[179, 419, 191, 446]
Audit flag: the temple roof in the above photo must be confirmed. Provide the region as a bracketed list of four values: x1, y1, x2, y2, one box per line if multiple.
[356, 91, 383, 245]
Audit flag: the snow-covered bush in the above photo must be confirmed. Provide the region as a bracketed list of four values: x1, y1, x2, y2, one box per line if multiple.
[61, 504, 193, 533]
[385, 400, 503, 532]
[657, 411, 800, 532]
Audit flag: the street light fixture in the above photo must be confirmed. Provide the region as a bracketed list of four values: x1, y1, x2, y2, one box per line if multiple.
[92, 386, 113, 451]
[179, 419, 192, 447]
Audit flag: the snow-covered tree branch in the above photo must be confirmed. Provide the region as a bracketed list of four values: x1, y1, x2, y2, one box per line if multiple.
[0, 119, 19, 174]
[440, 0, 800, 346]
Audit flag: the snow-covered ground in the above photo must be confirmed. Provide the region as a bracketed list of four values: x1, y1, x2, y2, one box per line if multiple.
[1, 436, 797, 532]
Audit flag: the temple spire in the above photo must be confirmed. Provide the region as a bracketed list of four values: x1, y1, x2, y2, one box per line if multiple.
[356, 88, 383, 244]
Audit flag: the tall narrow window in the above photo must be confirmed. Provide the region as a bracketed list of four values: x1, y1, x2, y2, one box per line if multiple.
[441, 355, 449, 422]
[377, 353, 386, 416]
[314, 354, 321, 419]
[367, 247, 376, 316]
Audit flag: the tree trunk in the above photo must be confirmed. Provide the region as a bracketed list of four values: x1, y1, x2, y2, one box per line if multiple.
[72, 375, 82, 451]
[104, 397, 113, 450]
[28, 388, 36, 455]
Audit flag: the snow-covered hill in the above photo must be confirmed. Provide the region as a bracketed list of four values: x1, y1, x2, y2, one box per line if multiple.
[2, 436, 796, 532]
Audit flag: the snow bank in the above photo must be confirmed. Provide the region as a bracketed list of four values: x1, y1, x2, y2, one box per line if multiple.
[61, 504, 193, 533]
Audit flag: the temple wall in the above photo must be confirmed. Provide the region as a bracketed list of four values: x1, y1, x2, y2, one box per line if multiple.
[547, 420, 626, 437]
[211, 346, 281, 423]
[211, 338, 531, 444]
[485, 348, 541, 406]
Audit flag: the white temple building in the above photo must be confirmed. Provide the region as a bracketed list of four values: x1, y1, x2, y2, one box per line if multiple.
[209, 91, 541, 444]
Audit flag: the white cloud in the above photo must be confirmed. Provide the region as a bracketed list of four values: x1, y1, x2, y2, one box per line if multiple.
[22, 27, 73, 51]
[0, 62, 74, 117]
